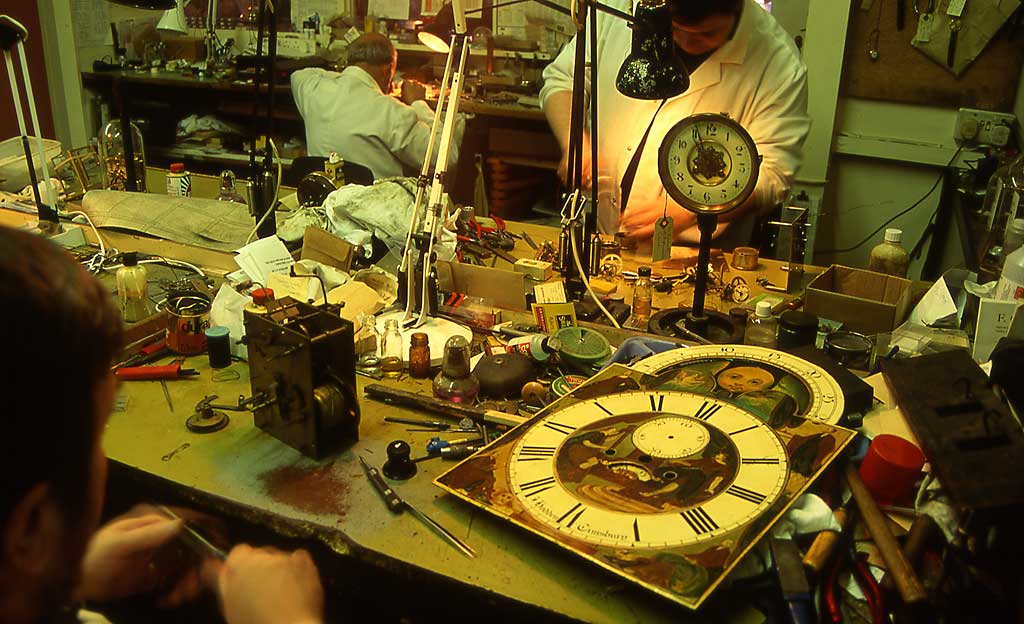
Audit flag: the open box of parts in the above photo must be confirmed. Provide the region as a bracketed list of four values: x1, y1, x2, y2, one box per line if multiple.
[804, 265, 911, 335]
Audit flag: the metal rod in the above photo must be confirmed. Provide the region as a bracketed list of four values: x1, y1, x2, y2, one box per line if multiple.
[405, 502, 476, 558]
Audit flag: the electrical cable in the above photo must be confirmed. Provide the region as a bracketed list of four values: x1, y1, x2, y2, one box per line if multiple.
[245, 136, 283, 244]
[817, 146, 963, 256]
[562, 190, 620, 328]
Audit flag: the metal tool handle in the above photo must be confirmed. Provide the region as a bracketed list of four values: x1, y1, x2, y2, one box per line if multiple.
[117, 363, 182, 380]
[359, 456, 405, 513]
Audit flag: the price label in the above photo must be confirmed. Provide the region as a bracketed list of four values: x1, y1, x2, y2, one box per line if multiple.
[652, 216, 674, 262]
[914, 13, 934, 43]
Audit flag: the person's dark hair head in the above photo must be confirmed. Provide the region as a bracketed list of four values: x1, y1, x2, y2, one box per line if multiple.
[0, 226, 123, 525]
[347, 33, 396, 67]
[668, 0, 743, 23]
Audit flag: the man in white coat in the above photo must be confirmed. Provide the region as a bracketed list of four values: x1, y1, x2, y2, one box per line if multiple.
[540, 0, 809, 245]
[292, 33, 466, 181]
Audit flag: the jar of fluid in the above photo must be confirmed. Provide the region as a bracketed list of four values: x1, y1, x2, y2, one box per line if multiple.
[98, 120, 147, 192]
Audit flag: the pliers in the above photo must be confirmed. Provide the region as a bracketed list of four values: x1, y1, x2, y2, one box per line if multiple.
[823, 546, 885, 624]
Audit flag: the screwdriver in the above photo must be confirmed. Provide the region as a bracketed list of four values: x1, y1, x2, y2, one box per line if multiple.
[358, 456, 476, 558]
[116, 363, 200, 381]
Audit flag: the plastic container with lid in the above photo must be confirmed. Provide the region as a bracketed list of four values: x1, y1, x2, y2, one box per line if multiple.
[245, 287, 275, 315]
[996, 244, 1024, 301]
[868, 228, 909, 278]
[777, 310, 818, 351]
[166, 162, 192, 197]
[744, 301, 778, 348]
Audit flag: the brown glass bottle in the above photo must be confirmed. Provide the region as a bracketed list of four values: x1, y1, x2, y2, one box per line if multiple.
[408, 332, 431, 379]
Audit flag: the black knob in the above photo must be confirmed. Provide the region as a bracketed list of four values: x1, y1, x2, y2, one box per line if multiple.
[383, 439, 416, 480]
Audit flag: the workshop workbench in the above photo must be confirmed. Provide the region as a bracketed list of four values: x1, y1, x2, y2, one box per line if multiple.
[3, 207, 808, 621]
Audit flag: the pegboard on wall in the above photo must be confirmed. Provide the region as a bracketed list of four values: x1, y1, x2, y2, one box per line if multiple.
[842, 0, 1024, 111]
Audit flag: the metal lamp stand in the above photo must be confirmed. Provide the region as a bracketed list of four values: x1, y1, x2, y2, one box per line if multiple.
[399, 0, 471, 328]
[0, 14, 60, 230]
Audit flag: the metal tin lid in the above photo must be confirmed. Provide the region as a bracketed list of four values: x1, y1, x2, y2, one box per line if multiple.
[779, 310, 818, 330]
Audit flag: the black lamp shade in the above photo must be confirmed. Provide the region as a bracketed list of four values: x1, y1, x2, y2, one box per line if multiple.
[107, 0, 176, 9]
[616, 0, 689, 100]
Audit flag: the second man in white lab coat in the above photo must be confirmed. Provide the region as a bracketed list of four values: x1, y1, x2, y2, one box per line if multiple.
[540, 0, 810, 245]
[292, 33, 466, 181]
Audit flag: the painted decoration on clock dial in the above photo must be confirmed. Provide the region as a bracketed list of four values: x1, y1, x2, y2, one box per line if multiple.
[631, 345, 846, 426]
[435, 364, 855, 611]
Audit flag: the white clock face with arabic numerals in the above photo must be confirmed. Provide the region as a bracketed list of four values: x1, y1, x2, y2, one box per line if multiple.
[657, 113, 760, 216]
[508, 391, 788, 549]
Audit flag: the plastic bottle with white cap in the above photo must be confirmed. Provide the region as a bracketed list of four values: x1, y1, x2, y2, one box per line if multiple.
[744, 301, 778, 349]
[868, 228, 909, 278]
[996, 244, 1024, 301]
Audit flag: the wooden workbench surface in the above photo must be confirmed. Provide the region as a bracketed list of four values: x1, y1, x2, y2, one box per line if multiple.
[2, 207, 806, 621]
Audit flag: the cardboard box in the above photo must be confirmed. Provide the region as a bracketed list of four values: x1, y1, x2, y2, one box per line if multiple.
[805, 265, 912, 335]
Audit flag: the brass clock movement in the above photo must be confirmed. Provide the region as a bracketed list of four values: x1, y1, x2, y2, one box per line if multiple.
[436, 364, 855, 610]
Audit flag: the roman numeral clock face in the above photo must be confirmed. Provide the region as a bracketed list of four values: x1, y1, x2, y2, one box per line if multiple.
[508, 391, 788, 549]
[657, 113, 760, 216]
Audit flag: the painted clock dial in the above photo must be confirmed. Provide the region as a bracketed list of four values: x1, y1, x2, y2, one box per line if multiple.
[631, 345, 846, 425]
[657, 113, 759, 215]
[435, 364, 856, 611]
[508, 391, 788, 549]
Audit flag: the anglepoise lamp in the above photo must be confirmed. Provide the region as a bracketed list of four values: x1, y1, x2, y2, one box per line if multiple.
[1, 14, 60, 230]
[398, 0, 687, 327]
[157, 0, 189, 34]
[557, 0, 687, 304]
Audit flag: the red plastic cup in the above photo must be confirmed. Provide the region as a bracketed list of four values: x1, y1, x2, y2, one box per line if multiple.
[858, 434, 926, 506]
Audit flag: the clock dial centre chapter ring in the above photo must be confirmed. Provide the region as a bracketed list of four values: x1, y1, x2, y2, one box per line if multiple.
[632, 416, 711, 458]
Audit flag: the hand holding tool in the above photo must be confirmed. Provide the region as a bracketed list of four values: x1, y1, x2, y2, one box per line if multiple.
[358, 456, 475, 557]
[155, 504, 227, 561]
[116, 363, 200, 381]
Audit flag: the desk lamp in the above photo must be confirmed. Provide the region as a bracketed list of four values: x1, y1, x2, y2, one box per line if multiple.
[398, 0, 471, 328]
[399, 0, 687, 328]
[157, 0, 188, 35]
[0, 15, 60, 231]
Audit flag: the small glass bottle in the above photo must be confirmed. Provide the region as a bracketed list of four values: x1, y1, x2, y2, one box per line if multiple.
[98, 119, 147, 192]
[217, 170, 247, 205]
[408, 332, 431, 379]
[744, 301, 778, 349]
[380, 319, 404, 377]
[867, 228, 910, 278]
[116, 251, 151, 322]
[433, 335, 480, 403]
[632, 265, 653, 321]
[354, 314, 381, 374]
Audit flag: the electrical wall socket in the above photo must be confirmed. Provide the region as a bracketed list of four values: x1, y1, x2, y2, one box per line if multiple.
[954, 108, 1016, 146]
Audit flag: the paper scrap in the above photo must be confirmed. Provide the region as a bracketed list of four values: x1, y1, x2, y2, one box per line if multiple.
[235, 236, 295, 286]
[534, 280, 568, 304]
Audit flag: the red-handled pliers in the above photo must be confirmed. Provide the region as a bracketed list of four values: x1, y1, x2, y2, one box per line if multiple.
[116, 363, 200, 381]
